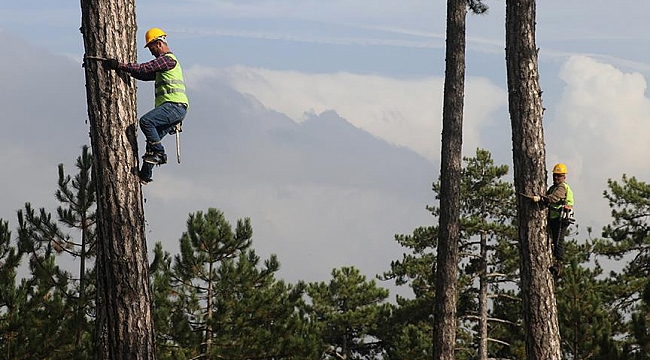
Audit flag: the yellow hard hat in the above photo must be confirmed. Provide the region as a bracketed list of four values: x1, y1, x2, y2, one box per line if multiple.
[553, 163, 568, 174]
[144, 27, 167, 48]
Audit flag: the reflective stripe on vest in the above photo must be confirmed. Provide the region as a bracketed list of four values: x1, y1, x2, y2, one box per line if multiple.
[154, 53, 189, 108]
[549, 182, 573, 219]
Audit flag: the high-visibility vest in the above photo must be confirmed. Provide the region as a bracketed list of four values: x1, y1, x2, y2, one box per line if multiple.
[549, 182, 573, 219]
[154, 53, 189, 108]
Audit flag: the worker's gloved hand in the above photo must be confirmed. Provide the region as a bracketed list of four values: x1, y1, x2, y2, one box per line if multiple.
[104, 58, 119, 70]
[532, 195, 541, 202]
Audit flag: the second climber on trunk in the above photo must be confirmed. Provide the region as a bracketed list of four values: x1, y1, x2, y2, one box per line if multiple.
[531, 163, 575, 277]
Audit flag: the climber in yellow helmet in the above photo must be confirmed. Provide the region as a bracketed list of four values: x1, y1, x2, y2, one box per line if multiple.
[531, 163, 574, 277]
[103, 27, 189, 184]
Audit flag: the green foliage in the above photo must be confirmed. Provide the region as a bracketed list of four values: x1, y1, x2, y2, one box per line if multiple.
[6, 146, 650, 360]
[596, 176, 650, 306]
[55, 145, 96, 248]
[9, 256, 78, 359]
[307, 266, 392, 359]
[555, 239, 616, 359]
[150, 241, 197, 360]
[594, 175, 650, 358]
[383, 225, 437, 298]
[0, 220, 24, 358]
[7, 146, 97, 358]
[209, 251, 315, 359]
[161, 208, 318, 359]
[384, 148, 520, 358]
[488, 289, 526, 358]
[382, 298, 434, 359]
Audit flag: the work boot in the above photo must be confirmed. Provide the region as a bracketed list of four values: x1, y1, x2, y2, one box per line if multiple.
[550, 262, 562, 278]
[143, 152, 167, 165]
[138, 169, 153, 185]
[139, 177, 153, 185]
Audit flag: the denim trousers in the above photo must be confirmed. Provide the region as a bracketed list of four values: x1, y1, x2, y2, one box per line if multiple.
[139, 102, 187, 153]
[548, 217, 566, 262]
[139, 102, 187, 180]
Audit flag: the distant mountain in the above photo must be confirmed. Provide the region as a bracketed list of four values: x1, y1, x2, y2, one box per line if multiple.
[182, 78, 435, 200]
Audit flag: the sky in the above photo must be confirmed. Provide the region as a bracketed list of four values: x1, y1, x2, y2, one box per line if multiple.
[1, 0, 649, 298]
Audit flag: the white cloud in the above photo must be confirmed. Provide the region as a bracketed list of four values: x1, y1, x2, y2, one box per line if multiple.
[187, 65, 507, 162]
[554, 56, 650, 175]
[548, 55, 650, 230]
[171, 27, 446, 50]
[146, 0, 441, 23]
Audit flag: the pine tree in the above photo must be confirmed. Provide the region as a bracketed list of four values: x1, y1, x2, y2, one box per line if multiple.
[210, 251, 315, 359]
[0, 219, 23, 357]
[435, 1, 469, 355]
[456, 149, 519, 359]
[80, 0, 155, 356]
[435, 1, 488, 357]
[594, 175, 650, 359]
[55, 145, 96, 351]
[9, 252, 75, 359]
[11, 146, 97, 357]
[506, 0, 562, 358]
[13, 206, 79, 357]
[383, 149, 521, 359]
[555, 239, 615, 359]
[169, 208, 316, 359]
[171, 208, 252, 358]
[596, 176, 650, 308]
[307, 266, 392, 359]
[380, 224, 437, 359]
[149, 242, 195, 360]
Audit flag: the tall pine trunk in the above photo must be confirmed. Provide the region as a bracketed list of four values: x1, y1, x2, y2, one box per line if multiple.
[478, 230, 488, 360]
[80, 1, 156, 359]
[433, 0, 466, 358]
[505, 0, 562, 359]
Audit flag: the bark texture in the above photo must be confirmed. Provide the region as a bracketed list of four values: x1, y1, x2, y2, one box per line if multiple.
[433, 0, 466, 359]
[477, 231, 488, 360]
[505, 1, 562, 359]
[80, 1, 156, 359]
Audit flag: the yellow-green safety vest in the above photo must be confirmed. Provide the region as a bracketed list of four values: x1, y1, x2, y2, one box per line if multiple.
[154, 53, 189, 108]
[549, 182, 573, 219]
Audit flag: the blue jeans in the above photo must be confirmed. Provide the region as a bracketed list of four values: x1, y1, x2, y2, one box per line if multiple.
[140, 102, 187, 153]
[548, 217, 567, 262]
[139, 102, 187, 180]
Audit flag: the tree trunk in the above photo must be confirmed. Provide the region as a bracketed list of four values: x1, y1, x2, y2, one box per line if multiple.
[478, 230, 488, 360]
[80, 1, 156, 359]
[205, 262, 213, 358]
[433, 0, 466, 359]
[75, 218, 88, 351]
[505, 1, 562, 359]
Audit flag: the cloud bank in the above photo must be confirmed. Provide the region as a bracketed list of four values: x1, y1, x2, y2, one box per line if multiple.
[186, 65, 508, 162]
[548, 55, 650, 230]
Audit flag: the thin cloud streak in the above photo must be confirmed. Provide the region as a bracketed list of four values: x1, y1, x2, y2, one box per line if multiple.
[172, 27, 446, 49]
[171, 25, 649, 74]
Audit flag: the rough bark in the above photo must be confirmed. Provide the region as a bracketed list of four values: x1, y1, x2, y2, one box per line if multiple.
[433, 0, 466, 359]
[80, 1, 156, 359]
[478, 231, 488, 360]
[505, 0, 562, 359]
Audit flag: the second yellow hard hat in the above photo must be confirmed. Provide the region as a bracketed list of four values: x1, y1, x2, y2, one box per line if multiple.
[553, 163, 568, 174]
